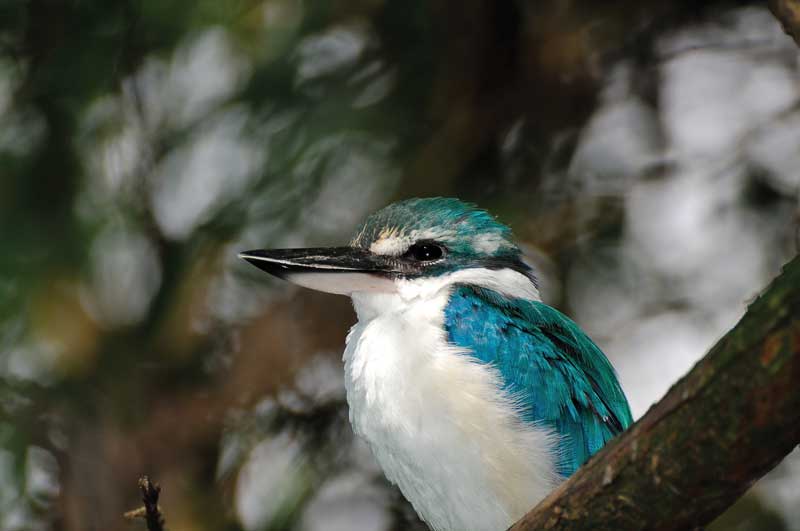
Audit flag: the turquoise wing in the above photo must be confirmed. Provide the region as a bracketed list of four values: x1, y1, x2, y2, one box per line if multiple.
[443, 285, 633, 477]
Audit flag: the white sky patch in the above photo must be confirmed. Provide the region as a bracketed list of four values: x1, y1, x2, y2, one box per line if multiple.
[299, 133, 397, 243]
[77, 27, 254, 226]
[0, 448, 24, 529]
[605, 311, 716, 418]
[658, 9, 798, 162]
[129, 28, 251, 130]
[299, 472, 391, 531]
[746, 111, 800, 194]
[295, 355, 346, 404]
[0, 59, 45, 159]
[294, 24, 371, 84]
[0, 106, 46, 158]
[567, 6, 799, 426]
[83, 224, 162, 327]
[569, 64, 661, 188]
[351, 66, 396, 108]
[25, 446, 60, 504]
[150, 107, 264, 240]
[758, 449, 800, 529]
[235, 433, 311, 530]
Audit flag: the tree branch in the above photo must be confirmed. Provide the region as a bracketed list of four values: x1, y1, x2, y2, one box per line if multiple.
[511, 255, 800, 530]
[770, 0, 800, 45]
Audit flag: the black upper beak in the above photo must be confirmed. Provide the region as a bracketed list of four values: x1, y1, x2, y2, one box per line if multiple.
[238, 247, 405, 295]
[238, 247, 397, 278]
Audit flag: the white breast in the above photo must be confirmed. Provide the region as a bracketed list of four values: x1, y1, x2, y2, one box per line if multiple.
[342, 277, 560, 531]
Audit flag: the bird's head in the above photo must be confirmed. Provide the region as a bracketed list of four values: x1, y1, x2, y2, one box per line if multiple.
[240, 197, 537, 299]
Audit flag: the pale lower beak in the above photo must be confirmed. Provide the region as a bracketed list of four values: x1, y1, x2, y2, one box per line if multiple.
[239, 247, 398, 295]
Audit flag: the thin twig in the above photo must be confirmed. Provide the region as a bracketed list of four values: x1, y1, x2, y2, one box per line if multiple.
[123, 476, 166, 531]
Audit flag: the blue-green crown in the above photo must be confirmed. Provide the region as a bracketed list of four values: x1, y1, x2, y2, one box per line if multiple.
[351, 197, 530, 277]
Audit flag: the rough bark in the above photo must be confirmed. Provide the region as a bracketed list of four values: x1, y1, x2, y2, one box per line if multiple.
[511, 255, 800, 530]
[770, 0, 800, 45]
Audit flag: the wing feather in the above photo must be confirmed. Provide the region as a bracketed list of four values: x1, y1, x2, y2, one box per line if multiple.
[444, 285, 633, 477]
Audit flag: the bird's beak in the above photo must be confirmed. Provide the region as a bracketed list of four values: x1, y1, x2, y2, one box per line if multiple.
[238, 247, 398, 295]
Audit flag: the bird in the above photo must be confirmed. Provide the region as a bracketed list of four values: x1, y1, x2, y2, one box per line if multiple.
[240, 197, 632, 531]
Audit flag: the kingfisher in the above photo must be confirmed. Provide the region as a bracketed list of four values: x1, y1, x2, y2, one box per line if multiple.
[240, 197, 632, 531]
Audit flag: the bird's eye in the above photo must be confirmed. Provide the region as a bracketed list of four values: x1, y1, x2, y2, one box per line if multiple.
[406, 242, 444, 262]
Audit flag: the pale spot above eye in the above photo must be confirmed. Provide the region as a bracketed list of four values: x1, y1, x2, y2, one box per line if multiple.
[369, 227, 456, 256]
[370, 234, 412, 255]
[472, 232, 508, 254]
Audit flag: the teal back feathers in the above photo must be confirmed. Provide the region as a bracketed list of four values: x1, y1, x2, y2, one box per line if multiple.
[445, 285, 633, 477]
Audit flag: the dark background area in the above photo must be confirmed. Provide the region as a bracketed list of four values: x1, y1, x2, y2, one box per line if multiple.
[0, 1, 798, 529]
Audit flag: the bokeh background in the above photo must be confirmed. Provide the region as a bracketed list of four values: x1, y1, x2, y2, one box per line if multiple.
[0, 1, 799, 530]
